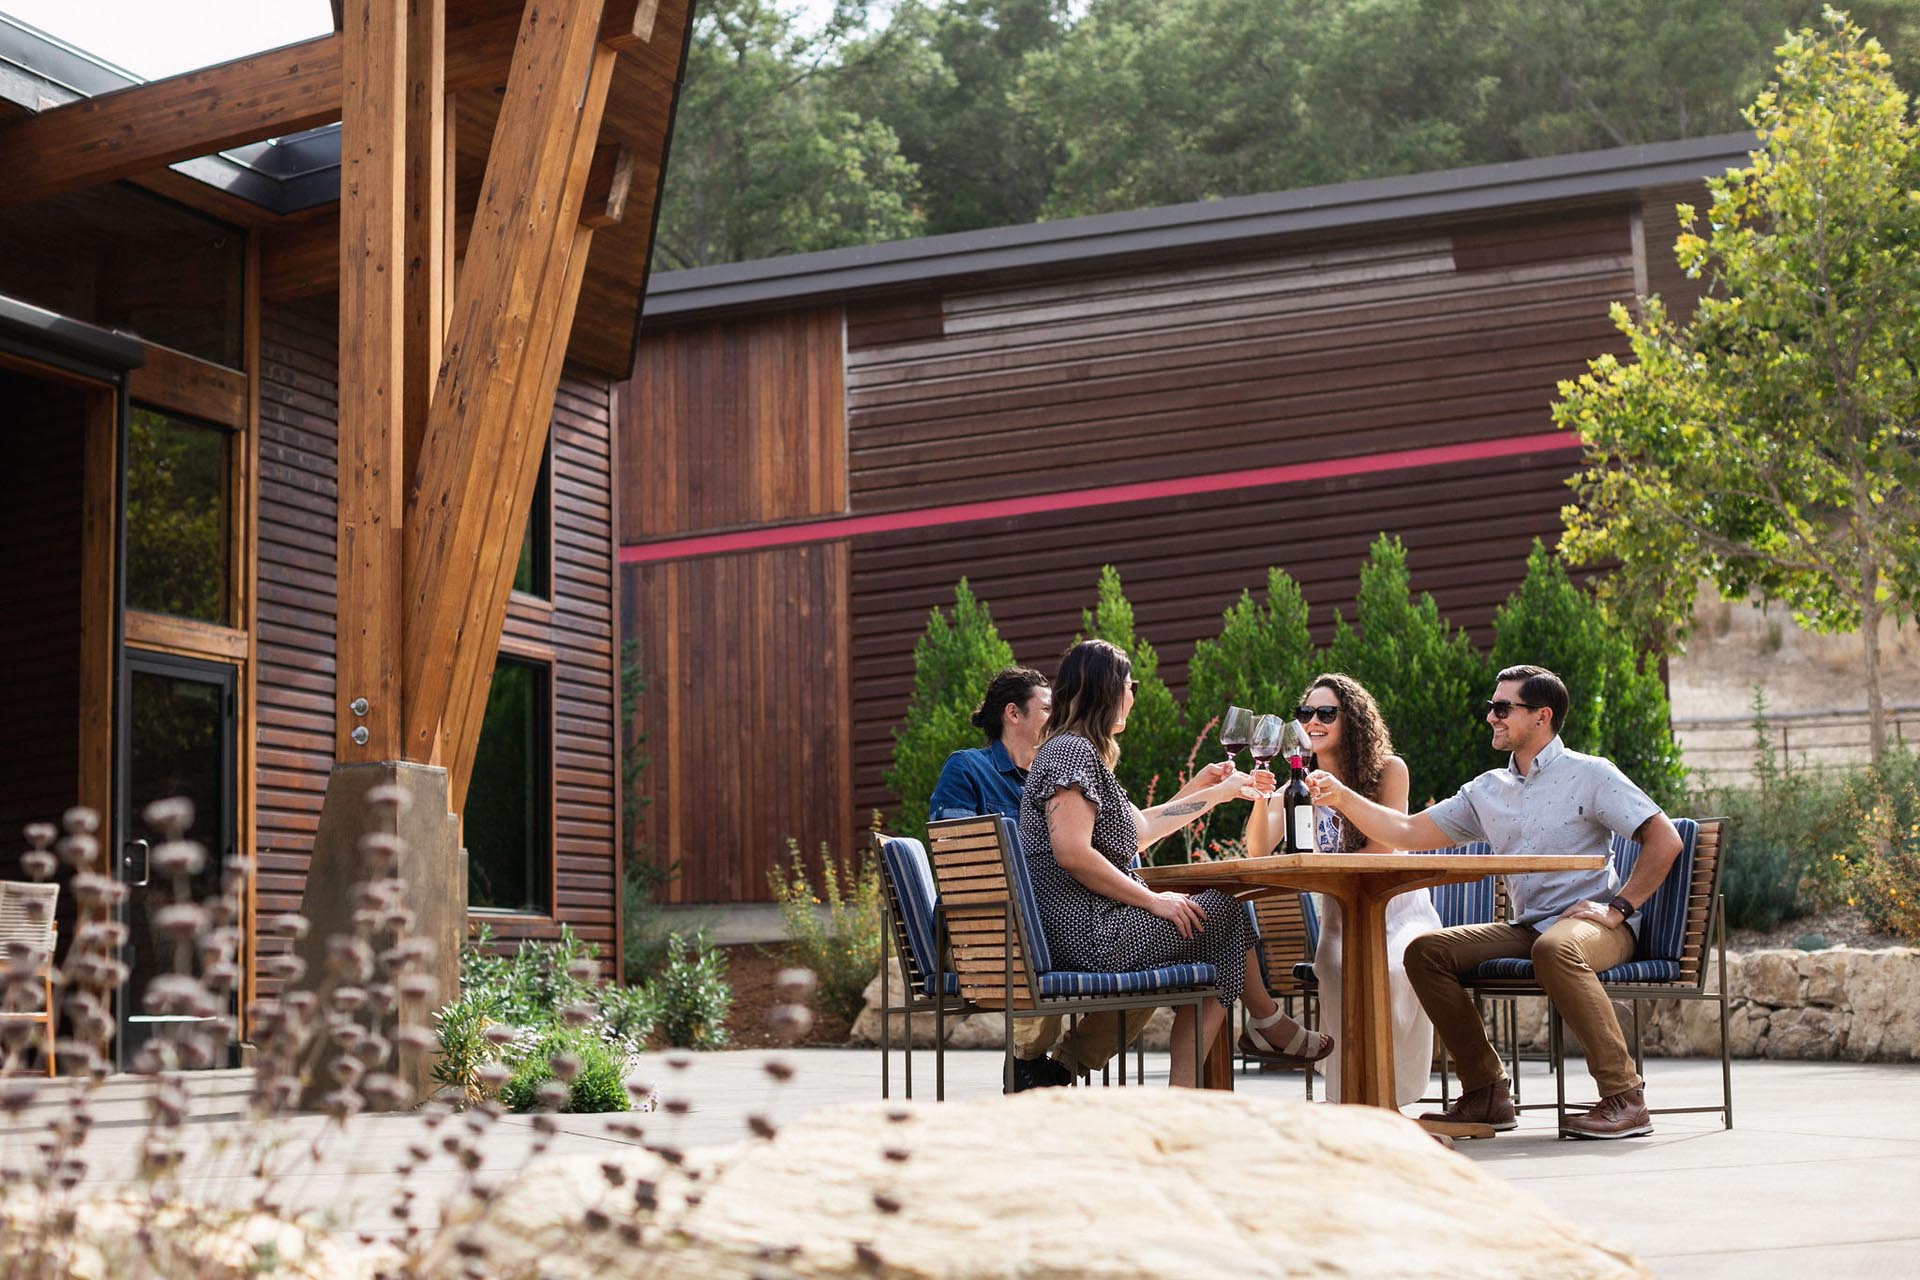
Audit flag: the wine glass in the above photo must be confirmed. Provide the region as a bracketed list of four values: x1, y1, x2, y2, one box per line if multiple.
[1219, 705, 1253, 765]
[1249, 713, 1285, 778]
[1280, 718, 1311, 767]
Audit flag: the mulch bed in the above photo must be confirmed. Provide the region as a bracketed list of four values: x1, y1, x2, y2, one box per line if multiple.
[705, 942, 855, 1049]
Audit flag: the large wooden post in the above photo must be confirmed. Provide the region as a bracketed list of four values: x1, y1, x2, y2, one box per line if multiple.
[336, 0, 410, 761]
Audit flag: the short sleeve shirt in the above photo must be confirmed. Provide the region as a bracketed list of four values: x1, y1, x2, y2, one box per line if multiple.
[1425, 735, 1663, 931]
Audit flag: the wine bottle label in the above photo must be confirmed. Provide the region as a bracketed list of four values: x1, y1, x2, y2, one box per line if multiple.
[1292, 805, 1314, 850]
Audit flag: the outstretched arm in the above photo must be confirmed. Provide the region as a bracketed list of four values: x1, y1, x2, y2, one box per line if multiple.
[1306, 769, 1451, 851]
[1134, 761, 1250, 849]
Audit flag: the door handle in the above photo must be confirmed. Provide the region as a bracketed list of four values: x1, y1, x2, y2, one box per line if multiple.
[123, 839, 151, 887]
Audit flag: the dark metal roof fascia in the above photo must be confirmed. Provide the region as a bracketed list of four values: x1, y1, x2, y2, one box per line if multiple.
[642, 132, 1757, 322]
[0, 292, 146, 374]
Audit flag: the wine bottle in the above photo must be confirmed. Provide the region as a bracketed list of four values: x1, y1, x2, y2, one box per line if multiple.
[1282, 752, 1315, 853]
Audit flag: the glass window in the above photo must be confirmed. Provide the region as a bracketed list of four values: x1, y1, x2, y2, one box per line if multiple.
[467, 657, 550, 914]
[126, 406, 230, 624]
[514, 455, 550, 598]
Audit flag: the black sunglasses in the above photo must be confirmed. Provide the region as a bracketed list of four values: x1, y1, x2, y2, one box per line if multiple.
[1125, 678, 1139, 695]
[1484, 699, 1543, 719]
[1294, 704, 1339, 724]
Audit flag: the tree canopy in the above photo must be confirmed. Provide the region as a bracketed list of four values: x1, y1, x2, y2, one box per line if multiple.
[1554, 9, 1920, 760]
[656, 0, 1920, 268]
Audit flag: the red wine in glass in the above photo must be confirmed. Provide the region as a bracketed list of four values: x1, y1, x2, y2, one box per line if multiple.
[1220, 705, 1253, 764]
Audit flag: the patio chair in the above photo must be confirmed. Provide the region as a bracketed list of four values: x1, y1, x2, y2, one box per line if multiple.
[925, 814, 1221, 1094]
[0, 879, 59, 1077]
[1467, 817, 1732, 1131]
[1420, 852, 1524, 1104]
[874, 830, 966, 1100]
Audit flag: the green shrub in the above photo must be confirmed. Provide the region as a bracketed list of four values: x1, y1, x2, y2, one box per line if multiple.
[1843, 745, 1920, 942]
[1690, 693, 1837, 930]
[769, 839, 883, 1021]
[460, 922, 601, 1027]
[1325, 535, 1491, 807]
[499, 1026, 630, 1114]
[431, 989, 504, 1105]
[647, 931, 732, 1049]
[1492, 541, 1687, 810]
[595, 981, 657, 1054]
[885, 579, 1017, 842]
[1078, 564, 1189, 813]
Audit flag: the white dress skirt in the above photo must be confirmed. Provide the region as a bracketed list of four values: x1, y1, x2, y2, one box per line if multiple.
[1311, 807, 1442, 1108]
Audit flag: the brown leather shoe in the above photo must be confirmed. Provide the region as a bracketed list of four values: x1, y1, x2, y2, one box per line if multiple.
[1561, 1087, 1653, 1139]
[1419, 1079, 1516, 1131]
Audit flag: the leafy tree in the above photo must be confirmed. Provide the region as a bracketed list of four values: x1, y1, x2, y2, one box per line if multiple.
[1554, 10, 1920, 760]
[1491, 542, 1688, 810]
[886, 579, 1016, 841]
[125, 408, 226, 624]
[836, 0, 1068, 234]
[1323, 536, 1491, 808]
[1076, 565, 1189, 813]
[654, 0, 925, 268]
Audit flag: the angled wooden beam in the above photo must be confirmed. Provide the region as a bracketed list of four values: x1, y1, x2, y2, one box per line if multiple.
[403, 0, 449, 488]
[0, 36, 341, 208]
[0, 1, 657, 209]
[445, 58, 615, 808]
[335, 0, 411, 762]
[401, 0, 614, 768]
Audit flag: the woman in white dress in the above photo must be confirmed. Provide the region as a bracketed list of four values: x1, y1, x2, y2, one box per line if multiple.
[1244, 673, 1441, 1108]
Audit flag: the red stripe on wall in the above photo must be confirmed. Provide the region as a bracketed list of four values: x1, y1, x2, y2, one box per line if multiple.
[620, 431, 1582, 565]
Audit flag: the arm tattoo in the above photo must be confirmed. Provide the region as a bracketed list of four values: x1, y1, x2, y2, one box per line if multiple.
[1159, 800, 1206, 819]
[1046, 796, 1063, 816]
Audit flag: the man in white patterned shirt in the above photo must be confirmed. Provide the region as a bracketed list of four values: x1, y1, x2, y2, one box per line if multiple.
[1309, 665, 1683, 1139]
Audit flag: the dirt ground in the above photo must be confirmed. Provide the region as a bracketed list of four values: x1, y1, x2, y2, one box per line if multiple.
[1668, 587, 1920, 720]
[710, 942, 855, 1050]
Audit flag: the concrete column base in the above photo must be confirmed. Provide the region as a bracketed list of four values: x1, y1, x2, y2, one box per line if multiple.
[295, 760, 464, 1109]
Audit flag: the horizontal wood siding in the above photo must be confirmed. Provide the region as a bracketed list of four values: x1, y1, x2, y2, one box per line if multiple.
[1639, 183, 1712, 323]
[848, 447, 1579, 816]
[255, 296, 620, 982]
[620, 543, 851, 903]
[620, 306, 845, 541]
[842, 210, 1633, 512]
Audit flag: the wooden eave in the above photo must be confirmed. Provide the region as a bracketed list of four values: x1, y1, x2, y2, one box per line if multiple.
[0, 0, 690, 379]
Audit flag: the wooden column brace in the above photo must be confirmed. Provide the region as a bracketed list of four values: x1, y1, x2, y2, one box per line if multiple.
[401, 0, 613, 768]
[444, 50, 619, 808]
[335, 0, 411, 762]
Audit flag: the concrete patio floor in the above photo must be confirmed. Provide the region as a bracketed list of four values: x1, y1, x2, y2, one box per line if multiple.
[5, 1050, 1916, 1277]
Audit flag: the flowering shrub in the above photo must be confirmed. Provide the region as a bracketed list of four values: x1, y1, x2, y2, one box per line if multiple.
[647, 931, 734, 1049]
[768, 840, 882, 1023]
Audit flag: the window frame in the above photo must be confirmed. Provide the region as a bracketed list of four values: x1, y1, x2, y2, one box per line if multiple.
[464, 649, 556, 919]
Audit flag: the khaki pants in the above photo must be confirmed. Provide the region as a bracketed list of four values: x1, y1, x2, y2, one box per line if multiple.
[1012, 1008, 1157, 1074]
[1405, 918, 1640, 1098]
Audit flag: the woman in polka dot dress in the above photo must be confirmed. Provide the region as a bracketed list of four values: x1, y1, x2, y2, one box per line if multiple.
[1018, 639, 1330, 1086]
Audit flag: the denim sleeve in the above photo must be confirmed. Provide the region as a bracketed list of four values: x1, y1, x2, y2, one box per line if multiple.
[927, 753, 981, 823]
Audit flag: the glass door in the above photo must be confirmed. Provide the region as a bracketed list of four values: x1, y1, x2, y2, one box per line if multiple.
[117, 651, 238, 1068]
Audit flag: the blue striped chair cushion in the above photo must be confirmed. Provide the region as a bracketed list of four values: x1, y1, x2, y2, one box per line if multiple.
[1292, 962, 1318, 984]
[1426, 844, 1497, 927]
[921, 972, 962, 997]
[1630, 817, 1698, 965]
[997, 815, 1053, 974]
[878, 835, 941, 984]
[1471, 956, 1682, 983]
[1301, 892, 1320, 953]
[1037, 962, 1217, 997]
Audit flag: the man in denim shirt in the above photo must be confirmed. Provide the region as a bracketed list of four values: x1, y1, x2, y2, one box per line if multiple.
[1310, 665, 1683, 1139]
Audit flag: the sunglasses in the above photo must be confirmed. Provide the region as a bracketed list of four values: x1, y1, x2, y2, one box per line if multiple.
[1294, 704, 1339, 724]
[1484, 699, 1543, 719]
[1125, 678, 1139, 695]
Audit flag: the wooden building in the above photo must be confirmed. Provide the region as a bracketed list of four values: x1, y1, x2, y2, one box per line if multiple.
[0, 1, 689, 1069]
[620, 134, 1751, 905]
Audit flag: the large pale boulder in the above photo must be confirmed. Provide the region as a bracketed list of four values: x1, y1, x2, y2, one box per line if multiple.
[419, 1089, 1652, 1279]
[1764, 1006, 1846, 1059]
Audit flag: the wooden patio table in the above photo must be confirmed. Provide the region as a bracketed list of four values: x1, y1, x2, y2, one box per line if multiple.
[1139, 851, 1605, 1106]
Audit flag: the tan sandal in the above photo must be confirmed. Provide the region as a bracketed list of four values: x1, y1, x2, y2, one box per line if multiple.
[1239, 1013, 1334, 1065]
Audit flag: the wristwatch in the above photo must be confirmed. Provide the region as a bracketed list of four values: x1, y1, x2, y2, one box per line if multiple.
[1605, 895, 1636, 919]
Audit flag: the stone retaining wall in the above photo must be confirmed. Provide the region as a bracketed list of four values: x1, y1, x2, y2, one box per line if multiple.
[852, 947, 1920, 1061]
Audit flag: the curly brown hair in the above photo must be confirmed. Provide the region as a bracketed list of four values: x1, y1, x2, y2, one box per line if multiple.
[1301, 673, 1394, 853]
